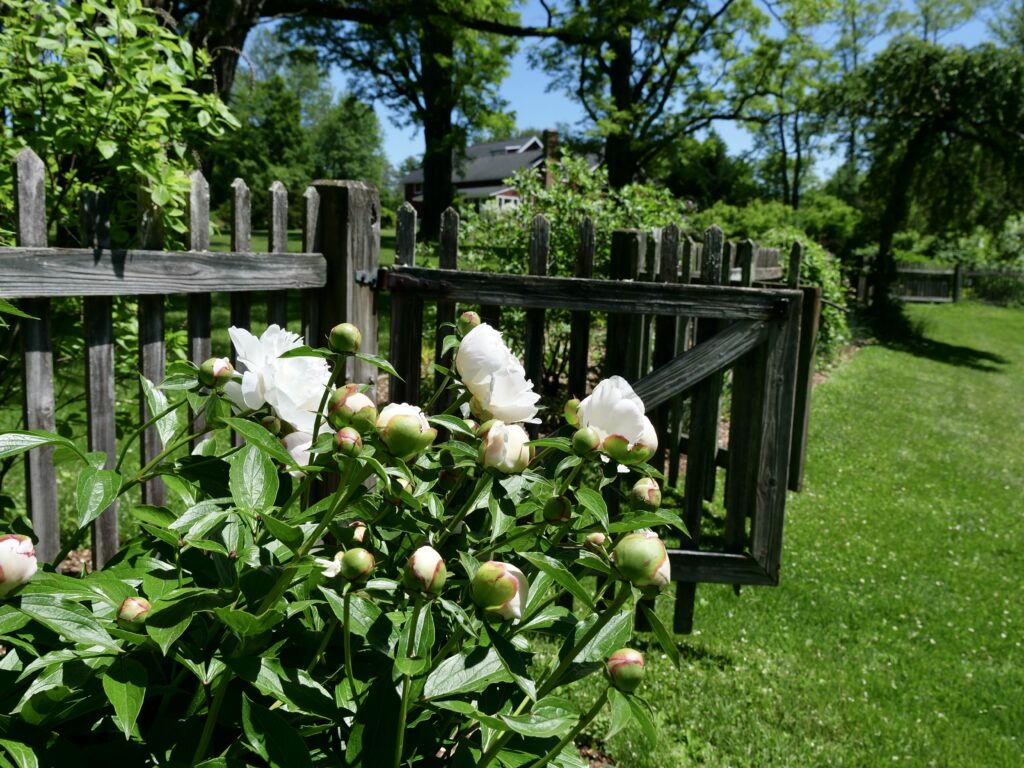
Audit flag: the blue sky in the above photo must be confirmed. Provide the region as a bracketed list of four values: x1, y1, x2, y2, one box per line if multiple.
[328, 2, 997, 177]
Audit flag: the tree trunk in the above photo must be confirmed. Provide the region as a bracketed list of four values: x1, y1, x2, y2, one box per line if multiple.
[418, 12, 456, 240]
[605, 28, 635, 190]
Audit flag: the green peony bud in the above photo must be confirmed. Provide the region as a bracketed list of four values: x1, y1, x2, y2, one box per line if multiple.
[564, 398, 581, 427]
[334, 426, 363, 457]
[199, 357, 234, 388]
[260, 414, 282, 435]
[328, 384, 378, 434]
[543, 495, 573, 524]
[117, 596, 151, 629]
[630, 477, 662, 510]
[606, 648, 646, 693]
[340, 547, 375, 582]
[612, 531, 671, 588]
[584, 532, 607, 554]
[404, 545, 447, 597]
[329, 322, 362, 354]
[377, 403, 436, 461]
[471, 561, 529, 621]
[572, 427, 601, 456]
[456, 310, 481, 337]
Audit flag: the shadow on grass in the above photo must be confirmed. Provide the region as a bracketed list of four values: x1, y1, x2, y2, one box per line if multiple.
[865, 302, 1009, 373]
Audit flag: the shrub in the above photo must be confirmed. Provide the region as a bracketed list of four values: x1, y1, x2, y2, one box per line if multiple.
[0, 319, 678, 767]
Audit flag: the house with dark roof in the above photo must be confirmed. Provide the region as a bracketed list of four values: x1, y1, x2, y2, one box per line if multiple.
[401, 131, 560, 213]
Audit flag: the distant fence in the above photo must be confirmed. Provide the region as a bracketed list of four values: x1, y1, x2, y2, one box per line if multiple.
[1, 149, 821, 634]
[890, 262, 1024, 303]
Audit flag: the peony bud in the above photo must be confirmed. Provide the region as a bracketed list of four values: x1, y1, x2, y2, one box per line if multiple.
[479, 420, 531, 474]
[0, 534, 37, 598]
[457, 310, 481, 337]
[564, 398, 581, 427]
[260, 414, 282, 435]
[630, 477, 662, 510]
[334, 426, 363, 457]
[543, 496, 573, 524]
[199, 357, 234, 388]
[584, 532, 607, 554]
[329, 322, 362, 354]
[340, 548, 375, 583]
[349, 521, 368, 545]
[328, 384, 378, 434]
[572, 427, 601, 456]
[578, 376, 658, 465]
[384, 476, 412, 505]
[404, 546, 447, 597]
[612, 531, 671, 588]
[377, 403, 437, 461]
[471, 561, 529, 621]
[117, 596, 151, 628]
[606, 648, 646, 693]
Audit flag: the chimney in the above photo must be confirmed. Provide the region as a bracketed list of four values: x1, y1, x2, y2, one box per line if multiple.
[541, 129, 559, 188]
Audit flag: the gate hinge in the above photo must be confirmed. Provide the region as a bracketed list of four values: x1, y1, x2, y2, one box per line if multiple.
[355, 269, 378, 288]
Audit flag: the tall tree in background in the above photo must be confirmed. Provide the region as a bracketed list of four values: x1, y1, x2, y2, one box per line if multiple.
[287, 0, 517, 238]
[885, 0, 987, 43]
[839, 39, 1024, 299]
[990, 1, 1024, 52]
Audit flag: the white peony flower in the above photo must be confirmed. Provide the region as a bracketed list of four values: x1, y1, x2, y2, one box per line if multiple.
[480, 420, 532, 474]
[282, 431, 313, 476]
[577, 376, 658, 465]
[455, 324, 540, 424]
[224, 325, 331, 434]
[0, 534, 38, 598]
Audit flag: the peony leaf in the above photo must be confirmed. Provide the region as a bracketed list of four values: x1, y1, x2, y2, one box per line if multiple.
[521, 552, 595, 610]
[423, 646, 512, 700]
[639, 601, 681, 668]
[228, 444, 279, 513]
[221, 417, 295, 467]
[101, 657, 147, 739]
[74, 467, 120, 529]
[575, 487, 609, 532]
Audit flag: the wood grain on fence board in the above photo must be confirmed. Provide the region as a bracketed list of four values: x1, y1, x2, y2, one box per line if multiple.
[667, 237, 696, 488]
[267, 181, 289, 328]
[312, 181, 380, 400]
[788, 285, 821, 492]
[605, 230, 645, 381]
[302, 186, 321, 346]
[667, 550, 775, 586]
[787, 241, 803, 288]
[15, 148, 59, 562]
[390, 203, 423, 404]
[187, 171, 212, 445]
[81, 191, 119, 567]
[651, 223, 680, 474]
[568, 217, 595, 399]
[0, 248, 326, 297]
[524, 215, 549, 428]
[433, 207, 459, 409]
[137, 187, 167, 507]
[230, 178, 252, 358]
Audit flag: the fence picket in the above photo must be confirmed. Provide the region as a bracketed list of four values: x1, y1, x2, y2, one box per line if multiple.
[434, 207, 459, 409]
[15, 149, 58, 563]
[137, 187, 166, 507]
[652, 223, 681, 475]
[80, 191, 119, 567]
[568, 217, 595, 399]
[606, 230, 644, 381]
[187, 171, 212, 444]
[390, 203, 423, 404]
[524, 215, 549, 430]
[267, 181, 289, 327]
[667, 237, 695, 488]
[230, 178, 252, 357]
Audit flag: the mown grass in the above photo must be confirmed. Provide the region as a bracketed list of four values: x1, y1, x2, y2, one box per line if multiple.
[574, 302, 1024, 767]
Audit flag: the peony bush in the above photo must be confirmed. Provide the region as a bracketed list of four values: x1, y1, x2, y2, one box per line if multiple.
[0, 314, 686, 767]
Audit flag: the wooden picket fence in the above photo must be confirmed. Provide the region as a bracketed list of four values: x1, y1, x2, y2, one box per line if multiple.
[2, 148, 821, 633]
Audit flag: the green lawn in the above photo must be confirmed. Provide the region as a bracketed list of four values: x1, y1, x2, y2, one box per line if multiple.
[581, 302, 1024, 767]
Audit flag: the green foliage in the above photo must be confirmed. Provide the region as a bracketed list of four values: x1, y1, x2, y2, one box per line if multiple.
[0, 0, 237, 245]
[0, 335, 669, 766]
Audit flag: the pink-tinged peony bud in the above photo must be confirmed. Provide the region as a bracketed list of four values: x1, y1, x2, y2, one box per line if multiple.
[457, 311, 481, 337]
[572, 427, 601, 456]
[329, 322, 362, 354]
[117, 596, 152, 628]
[0, 534, 37, 598]
[584, 532, 607, 554]
[199, 357, 234, 388]
[260, 414, 282, 435]
[328, 384, 378, 434]
[606, 648, 646, 693]
[335, 426, 363, 457]
[377, 403, 437, 461]
[349, 521, 368, 545]
[612, 531, 671, 588]
[340, 548, 375, 582]
[564, 398, 581, 427]
[404, 545, 447, 597]
[384, 476, 412, 505]
[471, 561, 529, 621]
[543, 496, 573, 524]
[630, 477, 662, 510]
[479, 421, 531, 474]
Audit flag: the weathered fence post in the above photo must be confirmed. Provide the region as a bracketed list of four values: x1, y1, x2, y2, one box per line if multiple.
[666, 237, 696, 489]
[81, 191, 119, 567]
[787, 242, 820, 492]
[652, 224, 681, 475]
[15, 148, 59, 563]
[567, 217, 595, 398]
[433, 207, 459, 410]
[302, 186, 321, 346]
[524, 215, 549, 433]
[312, 181, 381, 400]
[138, 186, 166, 507]
[953, 261, 964, 302]
[267, 181, 289, 327]
[187, 171, 212, 444]
[606, 230, 645, 381]
[230, 178, 252, 351]
[390, 203, 423, 404]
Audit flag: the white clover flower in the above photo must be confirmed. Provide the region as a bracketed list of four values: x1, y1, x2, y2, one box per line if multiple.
[456, 324, 540, 424]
